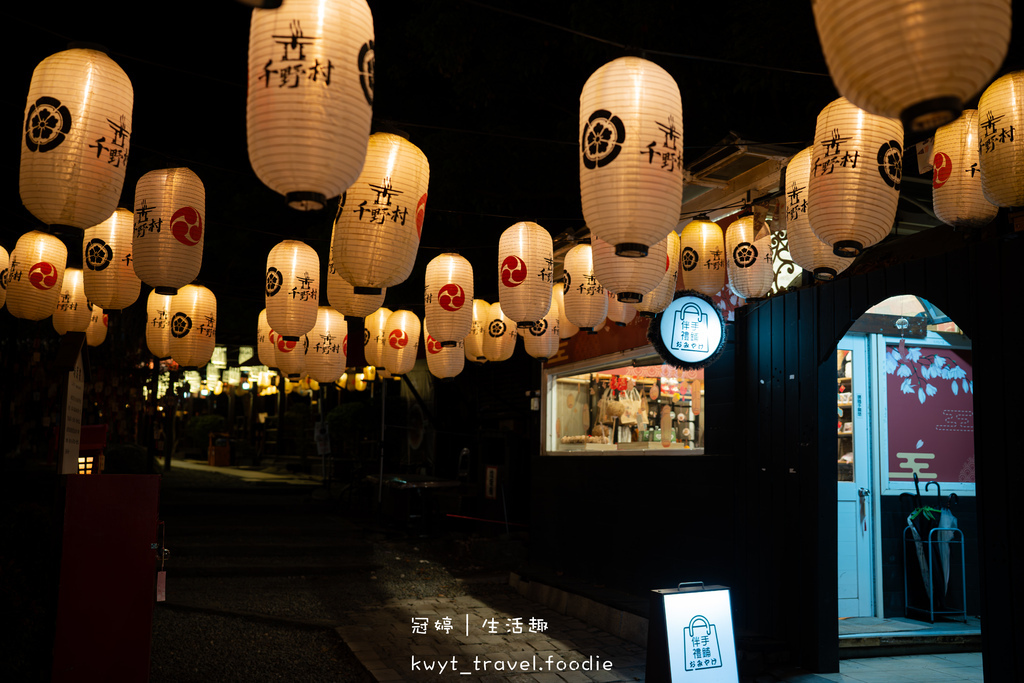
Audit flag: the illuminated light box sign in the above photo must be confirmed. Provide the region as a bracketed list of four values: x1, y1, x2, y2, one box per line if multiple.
[648, 292, 726, 370]
[645, 583, 739, 682]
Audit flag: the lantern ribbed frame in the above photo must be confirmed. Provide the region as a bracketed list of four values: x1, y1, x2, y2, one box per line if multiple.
[383, 309, 420, 376]
[786, 147, 853, 281]
[86, 306, 107, 347]
[424, 253, 474, 345]
[592, 234, 667, 303]
[0, 246, 9, 310]
[679, 218, 727, 296]
[424, 321, 464, 379]
[83, 208, 140, 309]
[634, 228, 680, 317]
[524, 297, 560, 361]
[364, 307, 392, 369]
[553, 284, 579, 338]
[483, 302, 517, 362]
[146, 290, 173, 359]
[168, 284, 216, 368]
[332, 133, 429, 291]
[20, 48, 133, 230]
[979, 72, 1024, 207]
[497, 221, 553, 326]
[6, 230, 67, 321]
[580, 56, 683, 257]
[274, 334, 307, 378]
[726, 217, 774, 300]
[562, 244, 607, 331]
[606, 290, 637, 326]
[306, 307, 347, 383]
[132, 167, 205, 295]
[326, 239, 385, 317]
[53, 268, 90, 334]
[813, 0, 1010, 132]
[808, 97, 903, 257]
[247, 0, 374, 210]
[933, 110, 998, 227]
[256, 309, 275, 367]
[465, 299, 490, 362]
[265, 239, 319, 340]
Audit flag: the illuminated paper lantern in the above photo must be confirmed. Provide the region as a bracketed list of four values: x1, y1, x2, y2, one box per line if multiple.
[562, 243, 607, 332]
[364, 307, 392, 369]
[785, 147, 852, 281]
[465, 299, 490, 362]
[247, 0, 374, 210]
[52, 268, 90, 334]
[332, 132, 429, 292]
[168, 284, 217, 368]
[580, 56, 683, 257]
[306, 307, 347, 383]
[265, 240, 319, 340]
[382, 309, 420, 376]
[132, 168, 205, 295]
[256, 308, 275, 367]
[274, 334, 307, 378]
[6, 230, 66, 321]
[0, 245, 9, 310]
[497, 221, 553, 327]
[327, 238, 385, 317]
[146, 290, 173, 359]
[933, 110, 998, 227]
[85, 306, 107, 347]
[726, 216, 773, 300]
[424, 253, 473, 346]
[978, 72, 1024, 207]
[483, 302, 517, 362]
[808, 97, 903, 257]
[524, 296, 560, 361]
[679, 217, 727, 295]
[83, 208, 140, 309]
[424, 321, 464, 379]
[592, 234, 667, 303]
[606, 290, 637, 326]
[20, 48, 133, 230]
[553, 284, 579, 338]
[813, 0, 1010, 132]
[635, 229, 680, 317]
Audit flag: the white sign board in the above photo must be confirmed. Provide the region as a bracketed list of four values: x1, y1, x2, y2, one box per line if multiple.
[663, 588, 739, 681]
[651, 294, 726, 370]
[61, 351, 85, 474]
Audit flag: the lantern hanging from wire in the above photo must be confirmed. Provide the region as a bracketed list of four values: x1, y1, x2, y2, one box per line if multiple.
[580, 56, 683, 257]
[812, 0, 1011, 133]
[679, 216, 727, 295]
[592, 233, 667, 303]
[497, 221, 553, 327]
[808, 97, 903, 257]
[6, 230, 67, 321]
[0, 245, 9, 310]
[424, 252, 473, 346]
[635, 228, 680, 317]
[424, 321, 464, 379]
[483, 302, 517, 362]
[132, 167, 205, 295]
[168, 284, 217, 368]
[20, 47, 133, 230]
[465, 299, 490, 363]
[85, 305, 107, 347]
[523, 296, 560, 361]
[332, 132, 429, 292]
[265, 239, 319, 340]
[146, 290, 173, 359]
[305, 307, 347, 383]
[383, 309, 420, 376]
[553, 284, 579, 338]
[562, 243, 607, 332]
[978, 71, 1024, 208]
[326, 237, 385, 318]
[274, 334, 307, 379]
[247, 0, 374, 210]
[726, 215, 774, 300]
[932, 110, 999, 227]
[364, 307, 392, 369]
[606, 290, 637, 326]
[785, 147, 853, 281]
[83, 208, 140, 309]
[52, 268, 90, 334]
[256, 308, 276, 367]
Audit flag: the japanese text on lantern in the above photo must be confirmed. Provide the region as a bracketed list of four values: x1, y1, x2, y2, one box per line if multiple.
[642, 117, 681, 171]
[260, 21, 333, 88]
[813, 128, 859, 176]
[89, 115, 130, 168]
[980, 110, 1014, 154]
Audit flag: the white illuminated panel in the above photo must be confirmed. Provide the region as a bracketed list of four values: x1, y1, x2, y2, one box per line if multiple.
[663, 588, 738, 681]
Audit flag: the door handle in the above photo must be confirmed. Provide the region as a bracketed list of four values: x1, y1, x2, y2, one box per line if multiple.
[858, 487, 870, 498]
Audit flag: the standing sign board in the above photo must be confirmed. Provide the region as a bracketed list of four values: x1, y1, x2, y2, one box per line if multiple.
[645, 583, 739, 682]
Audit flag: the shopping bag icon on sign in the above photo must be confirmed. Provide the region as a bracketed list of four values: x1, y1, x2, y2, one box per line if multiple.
[671, 303, 709, 353]
[683, 615, 722, 671]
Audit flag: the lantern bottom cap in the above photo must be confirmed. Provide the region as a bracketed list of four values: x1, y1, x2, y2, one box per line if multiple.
[638, 312, 656, 319]
[285, 191, 328, 212]
[614, 242, 649, 258]
[282, 335, 300, 342]
[516, 321, 537, 329]
[353, 286, 383, 295]
[813, 267, 838, 281]
[616, 292, 643, 304]
[440, 341, 458, 348]
[155, 286, 179, 295]
[900, 96, 962, 134]
[832, 241, 863, 258]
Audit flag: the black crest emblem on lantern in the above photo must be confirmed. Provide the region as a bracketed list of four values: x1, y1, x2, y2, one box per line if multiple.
[732, 242, 758, 268]
[358, 40, 375, 106]
[562, 271, 572, 294]
[170, 312, 192, 339]
[581, 109, 625, 169]
[0, 268, 8, 290]
[24, 96, 72, 153]
[84, 238, 114, 271]
[363, 328, 370, 345]
[265, 267, 283, 297]
[488, 319, 506, 337]
[877, 139, 903, 191]
[680, 246, 699, 272]
[529, 319, 548, 336]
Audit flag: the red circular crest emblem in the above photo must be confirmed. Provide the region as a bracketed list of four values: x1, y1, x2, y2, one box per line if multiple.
[343, 334, 348, 356]
[500, 255, 527, 287]
[416, 194, 428, 238]
[276, 335, 296, 353]
[932, 152, 952, 189]
[29, 262, 58, 290]
[389, 329, 408, 349]
[426, 335, 442, 354]
[171, 206, 203, 246]
[438, 283, 465, 311]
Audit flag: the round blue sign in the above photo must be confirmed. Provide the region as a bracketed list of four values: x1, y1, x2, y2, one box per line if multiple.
[648, 291, 726, 369]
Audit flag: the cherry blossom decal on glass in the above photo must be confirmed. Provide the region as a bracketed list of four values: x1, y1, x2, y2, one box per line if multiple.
[885, 339, 972, 405]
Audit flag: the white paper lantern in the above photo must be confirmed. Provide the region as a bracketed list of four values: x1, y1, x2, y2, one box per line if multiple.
[606, 290, 637, 326]
[132, 168, 205, 295]
[562, 243, 607, 332]
[580, 56, 683, 257]
[247, 0, 374, 210]
[327, 237, 385, 317]
[364, 307, 392, 369]
[382, 309, 420, 376]
[0, 245, 9, 310]
[306, 307, 347, 383]
[786, 147, 853, 281]
[424, 321, 464, 379]
[726, 216, 774, 300]
[146, 290, 173, 359]
[256, 308, 275, 367]
[523, 296, 560, 361]
[497, 222, 553, 327]
[82, 208, 140, 309]
[332, 132, 429, 291]
[85, 306, 107, 347]
[6, 230, 67, 321]
[20, 48, 133, 230]
[168, 284, 217, 368]
[553, 284, 579, 338]
[813, 0, 1011, 132]
[52, 268, 90, 334]
[265, 240, 319, 340]
[483, 302, 517, 362]
[465, 299, 490, 362]
[424, 253, 473, 346]
[932, 110, 999, 227]
[635, 228, 680, 317]
[592, 234, 667, 303]
[808, 97, 904, 257]
[274, 334, 307, 378]
[678, 217, 727, 295]
[978, 72, 1024, 207]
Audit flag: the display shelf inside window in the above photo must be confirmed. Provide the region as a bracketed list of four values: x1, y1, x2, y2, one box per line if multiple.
[837, 349, 854, 482]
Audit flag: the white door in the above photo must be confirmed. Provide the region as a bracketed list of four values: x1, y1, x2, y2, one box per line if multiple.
[837, 336, 873, 617]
